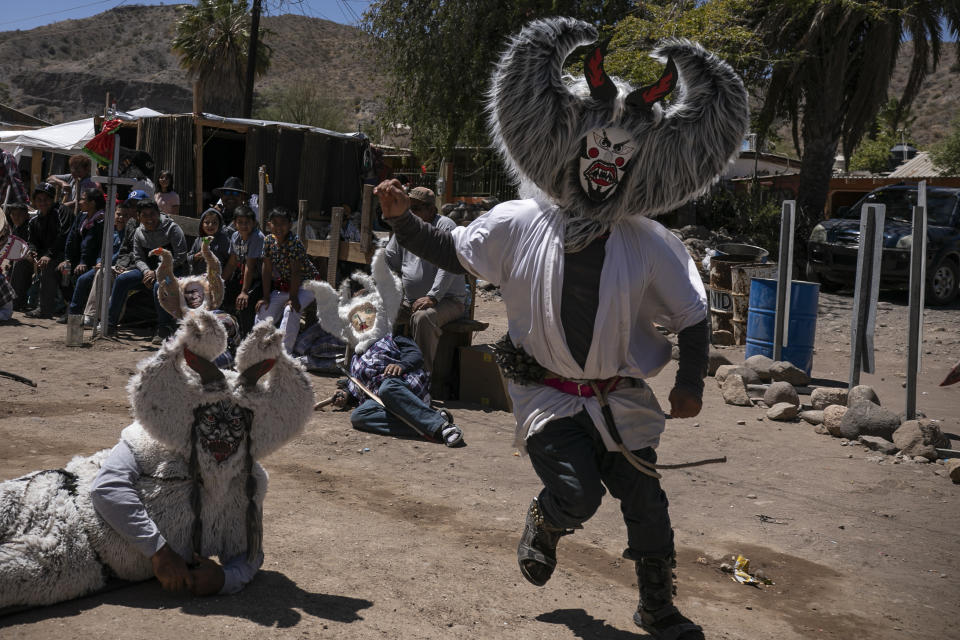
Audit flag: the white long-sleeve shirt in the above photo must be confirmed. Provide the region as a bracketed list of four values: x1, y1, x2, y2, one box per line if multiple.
[89, 440, 262, 594]
[451, 198, 707, 452]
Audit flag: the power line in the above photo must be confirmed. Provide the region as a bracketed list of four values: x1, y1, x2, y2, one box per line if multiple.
[0, 0, 118, 30]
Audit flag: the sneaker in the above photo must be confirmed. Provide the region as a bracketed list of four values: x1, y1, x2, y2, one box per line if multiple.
[55, 315, 68, 324]
[25, 309, 52, 319]
[438, 409, 464, 447]
[82, 315, 95, 327]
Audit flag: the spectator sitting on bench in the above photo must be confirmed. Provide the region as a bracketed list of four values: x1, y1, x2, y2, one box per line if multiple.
[105, 194, 188, 344]
[57, 188, 105, 323]
[384, 186, 466, 372]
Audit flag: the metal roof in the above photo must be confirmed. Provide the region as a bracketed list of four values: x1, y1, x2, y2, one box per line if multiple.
[888, 151, 958, 178]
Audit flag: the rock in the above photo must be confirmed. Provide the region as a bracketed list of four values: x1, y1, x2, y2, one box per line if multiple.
[946, 459, 960, 484]
[721, 374, 753, 406]
[823, 405, 849, 437]
[708, 350, 734, 376]
[767, 402, 799, 421]
[838, 400, 901, 441]
[814, 424, 829, 435]
[769, 361, 810, 386]
[476, 279, 497, 291]
[810, 387, 849, 410]
[671, 345, 680, 360]
[715, 365, 760, 386]
[847, 385, 880, 407]
[800, 410, 824, 425]
[893, 420, 950, 461]
[744, 354, 775, 381]
[763, 381, 799, 407]
[712, 330, 735, 346]
[858, 435, 899, 455]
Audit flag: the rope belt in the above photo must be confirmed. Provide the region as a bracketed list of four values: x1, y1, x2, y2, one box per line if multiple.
[540, 373, 726, 479]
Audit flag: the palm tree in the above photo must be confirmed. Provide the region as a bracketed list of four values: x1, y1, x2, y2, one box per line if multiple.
[172, 0, 271, 117]
[750, 0, 960, 254]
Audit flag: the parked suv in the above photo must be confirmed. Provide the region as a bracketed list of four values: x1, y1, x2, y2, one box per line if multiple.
[806, 184, 960, 305]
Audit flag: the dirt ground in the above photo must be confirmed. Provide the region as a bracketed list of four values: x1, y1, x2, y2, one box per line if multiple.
[0, 287, 958, 639]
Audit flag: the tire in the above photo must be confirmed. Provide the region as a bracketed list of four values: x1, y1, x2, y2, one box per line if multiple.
[927, 258, 959, 306]
[806, 261, 842, 293]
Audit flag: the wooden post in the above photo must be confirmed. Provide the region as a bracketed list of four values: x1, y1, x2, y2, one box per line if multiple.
[773, 201, 795, 361]
[29, 152, 42, 192]
[360, 183, 374, 253]
[192, 79, 202, 116]
[849, 203, 885, 388]
[297, 199, 307, 239]
[327, 207, 343, 284]
[194, 118, 204, 216]
[258, 165, 267, 222]
[906, 185, 928, 419]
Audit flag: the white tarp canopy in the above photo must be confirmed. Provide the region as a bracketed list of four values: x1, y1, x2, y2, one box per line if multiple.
[0, 118, 95, 157]
[0, 108, 165, 158]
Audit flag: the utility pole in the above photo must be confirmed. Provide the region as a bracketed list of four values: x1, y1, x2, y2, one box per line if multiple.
[243, 0, 263, 119]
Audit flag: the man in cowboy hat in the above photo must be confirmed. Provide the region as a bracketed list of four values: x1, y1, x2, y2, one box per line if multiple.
[213, 177, 249, 230]
[385, 186, 466, 374]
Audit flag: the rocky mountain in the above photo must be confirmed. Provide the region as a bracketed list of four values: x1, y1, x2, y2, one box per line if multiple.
[0, 4, 388, 131]
[0, 6, 957, 151]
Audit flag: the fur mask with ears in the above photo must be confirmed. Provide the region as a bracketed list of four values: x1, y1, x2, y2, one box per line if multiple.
[152, 241, 224, 320]
[302, 248, 402, 354]
[487, 17, 750, 250]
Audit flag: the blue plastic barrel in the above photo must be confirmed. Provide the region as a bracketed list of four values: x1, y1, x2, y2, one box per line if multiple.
[745, 278, 820, 375]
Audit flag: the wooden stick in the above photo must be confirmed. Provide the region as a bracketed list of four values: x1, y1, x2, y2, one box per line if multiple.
[327, 207, 343, 284]
[297, 199, 307, 240]
[314, 395, 337, 411]
[0, 370, 36, 387]
[360, 184, 374, 253]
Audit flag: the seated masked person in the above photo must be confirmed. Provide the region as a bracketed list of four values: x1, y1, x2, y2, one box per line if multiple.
[0, 309, 315, 608]
[153, 239, 238, 368]
[303, 249, 464, 447]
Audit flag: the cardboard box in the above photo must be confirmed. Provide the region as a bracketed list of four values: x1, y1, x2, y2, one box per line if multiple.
[458, 345, 513, 412]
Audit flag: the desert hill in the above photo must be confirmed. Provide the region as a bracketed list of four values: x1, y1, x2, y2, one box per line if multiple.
[0, 4, 388, 132]
[0, 6, 957, 150]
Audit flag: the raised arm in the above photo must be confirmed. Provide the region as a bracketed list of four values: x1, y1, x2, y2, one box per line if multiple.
[375, 180, 464, 274]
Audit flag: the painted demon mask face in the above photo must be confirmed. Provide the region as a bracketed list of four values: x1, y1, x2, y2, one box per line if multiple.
[579, 127, 636, 202]
[349, 302, 377, 333]
[193, 400, 252, 462]
[184, 282, 205, 309]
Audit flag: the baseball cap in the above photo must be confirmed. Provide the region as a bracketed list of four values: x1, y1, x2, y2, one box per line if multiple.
[409, 186, 435, 204]
[124, 189, 149, 205]
[33, 182, 56, 199]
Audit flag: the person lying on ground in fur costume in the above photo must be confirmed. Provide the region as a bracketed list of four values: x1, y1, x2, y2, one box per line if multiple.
[154, 239, 238, 366]
[0, 311, 314, 609]
[302, 249, 464, 447]
[374, 17, 749, 640]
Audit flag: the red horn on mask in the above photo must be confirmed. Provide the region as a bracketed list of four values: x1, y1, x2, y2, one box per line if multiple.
[184, 348, 227, 388]
[585, 46, 618, 103]
[626, 58, 678, 111]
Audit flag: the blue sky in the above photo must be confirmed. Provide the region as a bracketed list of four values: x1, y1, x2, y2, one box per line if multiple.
[0, 0, 374, 32]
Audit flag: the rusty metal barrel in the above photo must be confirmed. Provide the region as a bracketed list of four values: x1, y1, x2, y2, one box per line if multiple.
[708, 244, 770, 344]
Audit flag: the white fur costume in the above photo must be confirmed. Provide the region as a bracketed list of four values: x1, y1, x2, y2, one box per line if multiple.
[0, 312, 313, 609]
[302, 248, 403, 354]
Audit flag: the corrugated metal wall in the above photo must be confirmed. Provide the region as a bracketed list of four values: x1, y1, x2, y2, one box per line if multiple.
[298, 132, 331, 220]
[138, 116, 195, 214]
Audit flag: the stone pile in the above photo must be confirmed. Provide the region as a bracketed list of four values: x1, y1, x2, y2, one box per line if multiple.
[711, 351, 958, 483]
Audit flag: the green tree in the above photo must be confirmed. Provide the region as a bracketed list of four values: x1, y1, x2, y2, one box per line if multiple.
[748, 0, 960, 247]
[602, 0, 765, 91]
[255, 80, 349, 131]
[849, 131, 897, 173]
[931, 113, 960, 175]
[172, 0, 271, 117]
[361, 0, 634, 157]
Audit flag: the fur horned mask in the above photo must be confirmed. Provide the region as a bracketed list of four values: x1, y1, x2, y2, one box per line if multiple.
[153, 240, 224, 320]
[488, 17, 749, 250]
[302, 248, 402, 354]
[127, 311, 314, 560]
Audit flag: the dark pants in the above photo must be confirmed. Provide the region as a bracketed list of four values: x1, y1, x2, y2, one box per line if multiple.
[224, 276, 262, 338]
[107, 269, 175, 330]
[526, 410, 674, 558]
[35, 260, 60, 316]
[10, 260, 33, 309]
[68, 268, 97, 315]
[350, 377, 444, 439]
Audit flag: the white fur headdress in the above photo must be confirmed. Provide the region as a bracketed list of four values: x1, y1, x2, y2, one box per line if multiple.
[153, 241, 224, 320]
[488, 17, 750, 249]
[302, 248, 402, 354]
[128, 311, 314, 561]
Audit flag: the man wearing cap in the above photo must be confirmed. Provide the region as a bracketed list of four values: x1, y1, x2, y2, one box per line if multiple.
[384, 186, 466, 373]
[45, 154, 97, 212]
[25, 183, 72, 318]
[213, 177, 249, 230]
[105, 195, 188, 343]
